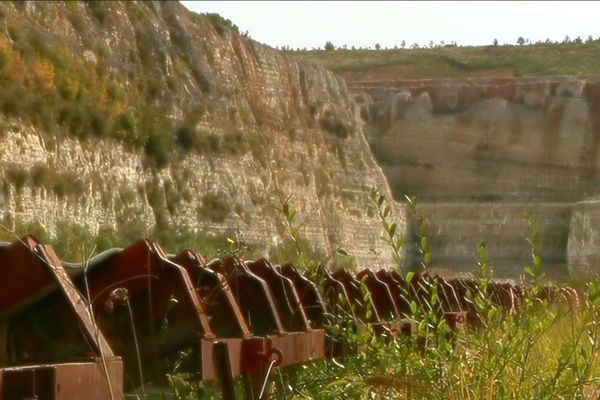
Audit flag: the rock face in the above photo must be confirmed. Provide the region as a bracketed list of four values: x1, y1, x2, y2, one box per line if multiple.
[0, 1, 402, 263]
[415, 203, 572, 279]
[355, 77, 600, 202]
[567, 198, 600, 276]
[345, 75, 600, 276]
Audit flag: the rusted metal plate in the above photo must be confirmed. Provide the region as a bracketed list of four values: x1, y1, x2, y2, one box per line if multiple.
[60, 239, 223, 388]
[0, 236, 55, 317]
[443, 311, 467, 330]
[246, 259, 311, 331]
[357, 269, 400, 322]
[198, 337, 243, 381]
[0, 358, 123, 400]
[211, 257, 286, 336]
[37, 244, 114, 358]
[151, 243, 215, 339]
[309, 329, 326, 361]
[280, 263, 328, 329]
[171, 250, 252, 338]
[198, 332, 326, 379]
[268, 330, 326, 368]
[0, 236, 119, 371]
[332, 269, 382, 323]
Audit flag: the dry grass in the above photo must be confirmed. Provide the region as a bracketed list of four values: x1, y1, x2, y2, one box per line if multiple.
[289, 42, 600, 79]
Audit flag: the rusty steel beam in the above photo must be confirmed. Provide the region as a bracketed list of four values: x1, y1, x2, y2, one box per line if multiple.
[211, 257, 286, 336]
[375, 270, 411, 316]
[170, 250, 252, 338]
[172, 251, 325, 389]
[0, 358, 123, 400]
[211, 257, 326, 368]
[62, 239, 220, 386]
[279, 263, 328, 329]
[0, 236, 123, 399]
[170, 250, 254, 384]
[356, 269, 401, 321]
[332, 269, 381, 323]
[246, 259, 311, 332]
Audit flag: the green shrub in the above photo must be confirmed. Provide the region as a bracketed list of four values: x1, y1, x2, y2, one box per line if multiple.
[319, 112, 350, 138]
[87, 0, 108, 25]
[49, 172, 85, 198]
[30, 164, 49, 186]
[194, 132, 221, 153]
[199, 193, 231, 223]
[117, 112, 136, 138]
[144, 130, 172, 168]
[0, 221, 50, 244]
[262, 188, 600, 400]
[174, 125, 195, 152]
[203, 13, 240, 36]
[221, 131, 248, 155]
[5, 166, 28, 190]
[89, 107, 109, 137]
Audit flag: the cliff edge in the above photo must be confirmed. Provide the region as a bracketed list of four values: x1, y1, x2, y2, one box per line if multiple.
[0, 1, 402, 263]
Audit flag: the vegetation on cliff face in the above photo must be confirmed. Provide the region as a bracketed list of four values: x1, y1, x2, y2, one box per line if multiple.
[291, 41, 600, 79]
[0, 2, 254, 168]
[0, 1, 398, 264]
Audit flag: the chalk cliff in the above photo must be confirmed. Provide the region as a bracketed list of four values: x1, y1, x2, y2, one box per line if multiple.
[354, 77, 600, 202]
[347, 75, 600, 276]
[0, 1, 401, 263]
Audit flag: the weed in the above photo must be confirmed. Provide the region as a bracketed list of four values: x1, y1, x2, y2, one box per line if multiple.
[5, 166, 28, 191]
[369, 187, 404, 270]
[267, 189, 600, 400]
[199, 192, 232, 223]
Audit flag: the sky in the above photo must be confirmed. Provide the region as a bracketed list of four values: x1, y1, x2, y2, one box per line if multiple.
[181, 1, 600, 49]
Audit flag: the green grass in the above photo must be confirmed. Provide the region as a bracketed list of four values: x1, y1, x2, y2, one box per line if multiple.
[290, 41, 600, 79]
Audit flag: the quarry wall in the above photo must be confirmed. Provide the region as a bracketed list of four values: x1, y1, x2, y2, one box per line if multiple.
[348, 76, 600, 276]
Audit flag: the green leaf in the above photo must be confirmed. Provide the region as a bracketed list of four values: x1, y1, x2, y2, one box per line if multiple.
[424, 252, 431, 265]
[288, 210, 297, 222]
[370, 189, 377, 201]
[337, 248, 349, 256]
[395, 237, 404, 248]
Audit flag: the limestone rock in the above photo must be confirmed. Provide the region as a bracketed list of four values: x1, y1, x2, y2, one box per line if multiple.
[348, 76, 600, 276]
[432, 83, 460, 112]
[0, 1, 404, 265]
[404, 92, 433, 123]
[556, 79, 585, 98]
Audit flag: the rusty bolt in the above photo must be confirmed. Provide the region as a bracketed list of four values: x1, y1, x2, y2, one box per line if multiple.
[104, 287, 130, 313]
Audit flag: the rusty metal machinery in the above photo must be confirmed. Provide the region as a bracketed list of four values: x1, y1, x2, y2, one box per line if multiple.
[0, 236, 123, 400]
[0, 235, 579, 399]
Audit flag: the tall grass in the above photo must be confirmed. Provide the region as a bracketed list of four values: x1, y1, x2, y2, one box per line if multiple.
[265, 189, 600, 399]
